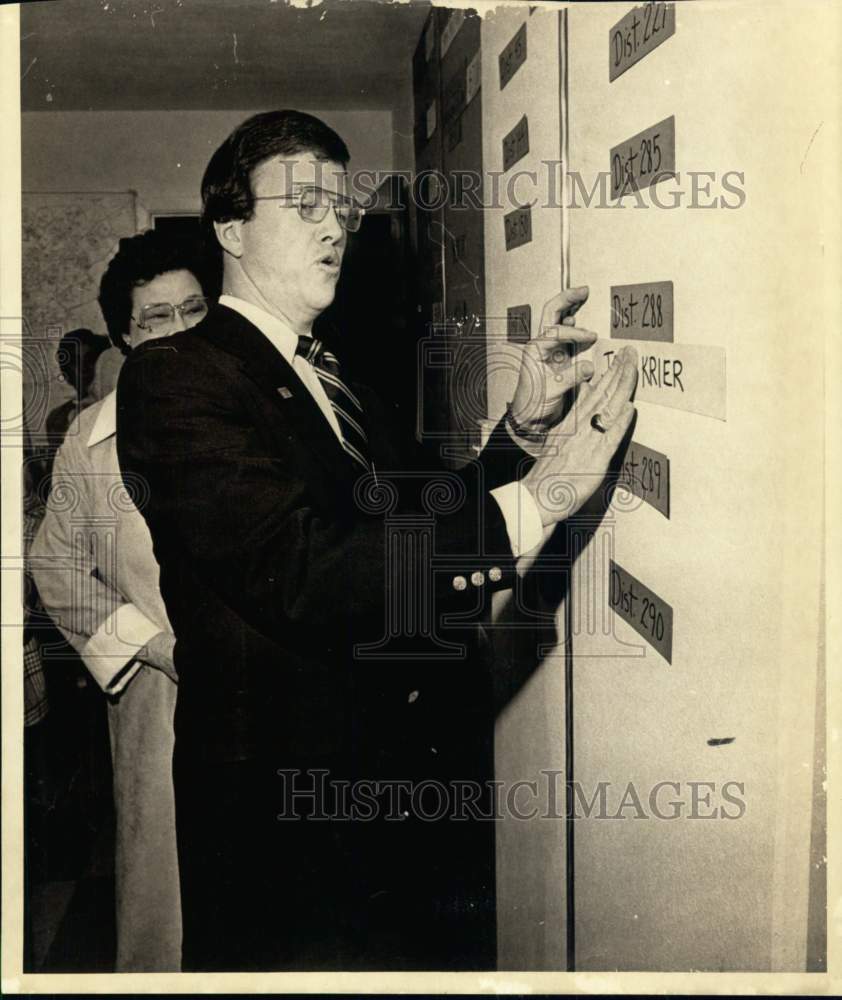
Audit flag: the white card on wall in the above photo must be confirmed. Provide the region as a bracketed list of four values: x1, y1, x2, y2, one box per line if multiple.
[590, 338, 726, 420]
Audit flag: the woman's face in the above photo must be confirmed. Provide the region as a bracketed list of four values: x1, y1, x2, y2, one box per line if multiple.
[127, 269, 206, 350]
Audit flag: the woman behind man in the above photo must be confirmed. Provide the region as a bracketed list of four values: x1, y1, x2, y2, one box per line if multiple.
[32, 229, 219, 971]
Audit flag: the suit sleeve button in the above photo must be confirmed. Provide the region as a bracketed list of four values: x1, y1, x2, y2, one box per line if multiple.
[452, 575, 467, 591]
[488, 566, 503, 583]
[470, 571, 485, 587]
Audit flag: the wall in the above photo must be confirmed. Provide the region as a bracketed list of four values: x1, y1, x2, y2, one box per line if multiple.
[22, 108, 397, 221]
[480, 0, 834, 974]
[480, 4, 568, 971]
[563, 0, 829, 972]
[21, 191, 137, 434]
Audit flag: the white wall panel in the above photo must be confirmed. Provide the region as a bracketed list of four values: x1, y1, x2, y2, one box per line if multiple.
[565, 0, 827, 971]
[482, 5, 568, 971]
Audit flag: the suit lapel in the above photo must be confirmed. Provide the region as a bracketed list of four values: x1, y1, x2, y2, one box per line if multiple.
[197, 305, 360, 486]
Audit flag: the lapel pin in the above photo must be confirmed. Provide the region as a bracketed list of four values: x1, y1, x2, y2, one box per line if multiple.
[276, 386, 293, 399]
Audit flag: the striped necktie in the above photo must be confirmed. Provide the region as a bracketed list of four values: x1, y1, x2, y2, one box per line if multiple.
[296, 336, 373, 472]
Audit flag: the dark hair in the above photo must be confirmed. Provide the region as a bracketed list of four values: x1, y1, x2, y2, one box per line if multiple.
[201, 110, 350, 229]
[98, 229, 221, 355]
[55, 328, 108, 391]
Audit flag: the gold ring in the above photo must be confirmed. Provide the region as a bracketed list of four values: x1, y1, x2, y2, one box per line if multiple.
[591, 412, 609, 433]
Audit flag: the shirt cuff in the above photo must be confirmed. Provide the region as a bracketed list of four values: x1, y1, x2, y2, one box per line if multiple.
[490, 481, 545, 558]
[81, 603, 161, 694]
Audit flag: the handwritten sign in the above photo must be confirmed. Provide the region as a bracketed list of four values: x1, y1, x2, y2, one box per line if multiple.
[499, 22, 527, 90]
[610, 116, 675, 199]
[507, 304, 531, 343]
[590, 338, 726, 420]
[610, 280, 673, 342]
[504, 205, 532, 251]
[609, 2, 675, 82]
[609, 559, 673, 663]
[617, 440, 670, 518]
[440, 9, 466, 58]
[502, 115, 530, 173]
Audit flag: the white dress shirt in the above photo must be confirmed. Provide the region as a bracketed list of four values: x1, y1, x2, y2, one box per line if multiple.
[219, 295, 544, 557]
[220, 294, 343, 440]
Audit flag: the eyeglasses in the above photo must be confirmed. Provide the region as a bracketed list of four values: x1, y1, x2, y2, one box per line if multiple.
[253, 185, 365, 233]
[133, 295, 210, 330]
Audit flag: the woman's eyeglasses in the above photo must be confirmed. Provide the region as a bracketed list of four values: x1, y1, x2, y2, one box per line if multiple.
[253, 185, 365, 233]
[133, 295, 209, 330]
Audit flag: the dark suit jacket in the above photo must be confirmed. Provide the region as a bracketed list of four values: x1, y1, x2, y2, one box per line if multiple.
[116, 304, 532, 771]
[116, 303, 541, 968]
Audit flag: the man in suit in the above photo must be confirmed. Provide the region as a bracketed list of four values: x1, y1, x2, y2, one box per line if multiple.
[116, 110, 637, 971]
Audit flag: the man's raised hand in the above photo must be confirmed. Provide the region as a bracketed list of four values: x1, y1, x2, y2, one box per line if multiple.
[509, 286, 598, 433]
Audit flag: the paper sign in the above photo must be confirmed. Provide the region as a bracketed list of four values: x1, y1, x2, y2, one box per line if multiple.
[591, 338, 726, 420]
[502, 115, 530, 173]
[617, 440, 670, 518]
[609, 2, 675, 82]
[507, 304, 531, 343]
[466, 50, 482, 105]
[499, 22, 527, 90]
[504, 205, 532, 251]
[609, 560, 673, 663]
[440, 9, 466, 58]
[610, 280, 674, 342]
[425, 101, 437, 140]
[610, 116, 676, 199]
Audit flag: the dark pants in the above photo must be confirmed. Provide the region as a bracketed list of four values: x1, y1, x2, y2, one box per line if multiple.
[175, 754, 495, 972]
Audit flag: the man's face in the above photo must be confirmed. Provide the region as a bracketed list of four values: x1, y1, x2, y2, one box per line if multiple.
[128, 269, 206, 350]
[238, 154, 348, 331]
